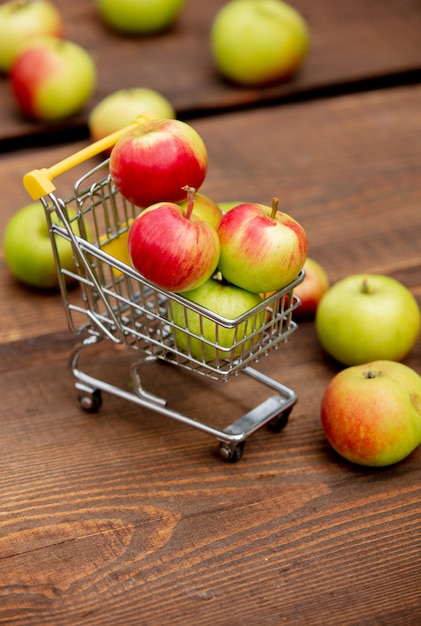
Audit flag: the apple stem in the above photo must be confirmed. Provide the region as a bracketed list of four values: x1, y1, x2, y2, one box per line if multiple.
[361, 278, 371, 294]
[182, 185, 196, 220]
[271, 197, 279, 219]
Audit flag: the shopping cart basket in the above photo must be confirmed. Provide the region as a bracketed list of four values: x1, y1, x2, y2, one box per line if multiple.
[24, 119, 304, 462]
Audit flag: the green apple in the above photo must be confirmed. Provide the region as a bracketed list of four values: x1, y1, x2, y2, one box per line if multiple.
[88, 88, 175, 149]
[3, 201, 91, 290]
[178, 190, 223, 230]
[321, 360, 421, 466]
[169, 278, 264, 362]
[217, 201, 246, 214]
[315, 274, 420, 366]
[96, 0, 185, 35]
[10, 36, 96, 121]
[294, 257, 329, 319]
[211, 0, 309, 87]
[0, 0, 63, 74]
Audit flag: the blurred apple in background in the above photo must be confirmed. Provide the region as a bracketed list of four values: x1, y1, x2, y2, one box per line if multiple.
[169, 277, 264, 362]
[316, 274, 420, 366]
[217, 199, 308, 294]
[110, 118, 208, 208]
[321, 360, 421, 467]
[10, 37, 96, 122]
[3, 202, 91, 290]
[211, 0, 309, 87]
[88, 88, 175, 149]
[0, 0, 63, 74]
[96, 0, 185, 35]
[294, 257, 329, 319]
[178, 190, 223, 230]
[128, 196, 220, 293]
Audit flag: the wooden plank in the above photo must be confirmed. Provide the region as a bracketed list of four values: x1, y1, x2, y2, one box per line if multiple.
[2, 84, 421, 343]
[0, 320, 420, 625]
[1, 84, 421, 624]
[1, 0, 421, 146]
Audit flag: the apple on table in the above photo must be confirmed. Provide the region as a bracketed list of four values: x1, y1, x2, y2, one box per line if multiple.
[293, 257, 329, 319]
[110, 118, 208, 208]
[96, 0, 185, 35]
[10, 36, 96, 122]
[0, 0, 63, 74]
[88, 88, 176, 151]
[169, 277, 264, 362]
[321, 360, 421, 467]
[211, 0, 309, 87]
[216, 198, 308, 294]
[3, 201, 91, 290]
[315, 274, 420, 366]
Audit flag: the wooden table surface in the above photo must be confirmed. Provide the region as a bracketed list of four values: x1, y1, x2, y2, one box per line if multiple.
[1, 2, 421, 625]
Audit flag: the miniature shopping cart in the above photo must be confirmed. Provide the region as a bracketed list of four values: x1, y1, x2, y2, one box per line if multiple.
[24, 119, 304, 462]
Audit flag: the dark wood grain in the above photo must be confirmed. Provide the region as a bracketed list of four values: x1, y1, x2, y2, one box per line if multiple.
[1, 81, 421, 624]
[1, 0, 421, 147]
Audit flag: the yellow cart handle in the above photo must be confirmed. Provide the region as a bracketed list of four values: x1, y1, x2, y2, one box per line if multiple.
[23, 114, 154, 200]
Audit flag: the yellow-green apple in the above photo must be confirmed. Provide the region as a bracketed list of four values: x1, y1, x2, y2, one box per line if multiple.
[294, 257, 329, 319]
[315, 274, 420, 366]
[178, 189, 223, 230]
[88, 88, 175, 151]
[10, 36, 96, 122]
[3, 201, 91, 290]
[217, 200, 246, 213]
[0, 0, 63, 74]
[169, 277, 264, 362]
[211, 0, 309, 87]
[96, 0, 185, 35]
[321, 360, 421, 467]
[217, 198, 308, 293]
[110, 118, 208, 208]
[128, 194, 220, 292]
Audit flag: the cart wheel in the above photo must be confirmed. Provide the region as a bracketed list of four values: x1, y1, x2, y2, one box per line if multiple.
[219, 441, 245, 463]
[78, 389, 103, 413]
[268, 406, 293, 433]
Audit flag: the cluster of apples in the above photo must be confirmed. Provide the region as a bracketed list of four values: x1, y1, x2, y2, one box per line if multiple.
[97, 0, 309, 89]
[0, 0, 97, 122]
[109, 116, 308, 360]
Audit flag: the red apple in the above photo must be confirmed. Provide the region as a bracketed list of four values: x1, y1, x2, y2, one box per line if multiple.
[0, 0, 63, 74]
[294, 257, 329, 319]
[321, 360, 421, 467]
[217, 198, 308, 293]
[9, 36, 96, 121]
[128, 191, 220, 292]
[109, 118, 208, 208]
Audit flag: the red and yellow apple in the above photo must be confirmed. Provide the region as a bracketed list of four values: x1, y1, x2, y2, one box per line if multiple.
[0, 0, 63, 74]
[217, 199, 308, 293]
[169, 277, 264, 362]
[110, 118, 208, 208]
[10, 36, 96, 121]
[88, 88, 175, 149]
[294, 257, 329, 319]
[321, 360, 421, 466]
[96, 0, 185, 35]
[316, 274, 420, 366]
[211, 0, 309, 87]
[128, 196, 220, 293]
